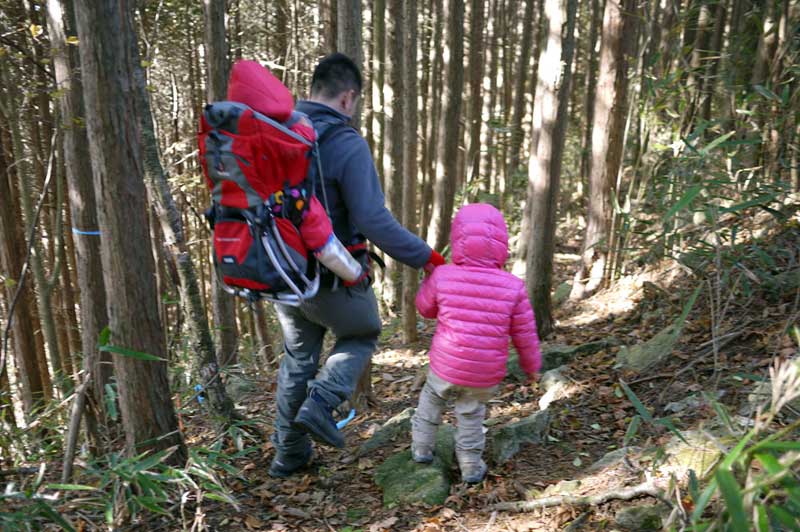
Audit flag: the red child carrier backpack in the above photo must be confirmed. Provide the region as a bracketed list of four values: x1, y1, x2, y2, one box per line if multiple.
[198, 60, 361, 305]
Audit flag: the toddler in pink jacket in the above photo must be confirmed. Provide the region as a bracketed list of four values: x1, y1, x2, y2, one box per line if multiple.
[412, 203, 542, 483]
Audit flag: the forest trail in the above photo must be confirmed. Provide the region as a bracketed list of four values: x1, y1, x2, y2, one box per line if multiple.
[180, 214, 799, 532]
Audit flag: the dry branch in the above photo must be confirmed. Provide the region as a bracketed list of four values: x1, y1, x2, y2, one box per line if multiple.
[492, 481, 663, 512]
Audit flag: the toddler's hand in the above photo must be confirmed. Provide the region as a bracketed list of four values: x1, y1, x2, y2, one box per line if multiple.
[527, 373, 539, 384]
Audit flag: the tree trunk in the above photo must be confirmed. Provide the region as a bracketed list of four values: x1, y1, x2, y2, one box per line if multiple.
[402, 0, 419, 344]
[571, 0, 639, 301]
[579, 0, 603, 194]
[372, 0, 386, 187]
[525, 0, 578, 337]
[0, 108, 46, 418]
[481, 0, 501, 195]
[132, 47, 236, 422]
[428, 0, 465, 252]
[204, 0, 240, 368]
[507, 0, 537, 177]
[421, 0, 444, 241]
[74, 0, 185, 462]
[465, 0, 487, 187]
[382, 0, 406, 308]
[337, 0, 363, 129]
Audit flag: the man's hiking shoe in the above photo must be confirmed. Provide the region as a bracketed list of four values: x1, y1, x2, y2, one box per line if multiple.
[268, 447, 314, 478]
[461, 461, 488, 484]
[411, 443, 434, 464]
[292, 393, 345, 449]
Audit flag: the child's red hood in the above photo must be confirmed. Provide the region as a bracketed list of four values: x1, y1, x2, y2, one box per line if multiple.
[226, 60, 293, 122]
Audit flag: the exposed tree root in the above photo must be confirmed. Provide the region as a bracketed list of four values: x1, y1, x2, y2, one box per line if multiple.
[492, 481, 664, 512]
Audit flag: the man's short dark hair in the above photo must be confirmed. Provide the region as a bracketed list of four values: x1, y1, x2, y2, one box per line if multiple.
[310, 53, 362, 99]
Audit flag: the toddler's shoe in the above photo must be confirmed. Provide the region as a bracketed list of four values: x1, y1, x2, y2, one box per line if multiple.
[292, 390, 345, 448]
[268, 447, 314, 478]
[461, 460, 488, 484]
[411, 443, 434, 464]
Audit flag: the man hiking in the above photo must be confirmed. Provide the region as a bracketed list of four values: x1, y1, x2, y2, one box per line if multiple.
[269, 53, 445, 478]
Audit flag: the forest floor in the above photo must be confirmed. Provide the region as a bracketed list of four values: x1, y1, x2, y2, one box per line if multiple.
[7, 212, 797, 531]
[170, 214, 798, 532]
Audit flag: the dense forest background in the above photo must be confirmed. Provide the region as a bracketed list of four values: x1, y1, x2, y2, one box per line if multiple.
[0, 0, 799, 530]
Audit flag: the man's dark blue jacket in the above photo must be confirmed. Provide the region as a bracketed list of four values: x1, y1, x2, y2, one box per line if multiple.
[296, 100, 432, 269]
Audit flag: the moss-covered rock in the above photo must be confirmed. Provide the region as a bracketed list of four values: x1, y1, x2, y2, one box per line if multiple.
[374, 424, 456, 507]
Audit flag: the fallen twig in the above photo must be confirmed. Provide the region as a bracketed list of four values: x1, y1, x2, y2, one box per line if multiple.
[492, 481, 663, 512]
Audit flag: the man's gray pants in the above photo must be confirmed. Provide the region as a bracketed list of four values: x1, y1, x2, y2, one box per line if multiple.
[412, 371, 498, 472]
[272, 281, 381, 459]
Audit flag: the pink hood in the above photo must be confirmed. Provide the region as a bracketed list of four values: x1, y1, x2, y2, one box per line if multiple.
[227, 60, 294, 122]
[416, 203, 541, 388]
[451, 203, 509, 269]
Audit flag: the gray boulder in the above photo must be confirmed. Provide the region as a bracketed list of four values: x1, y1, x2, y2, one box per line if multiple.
[615, 503, 670, 531]
[357, 407, 414, 457]
[488, 410, 550, 465]
[538, 365, 572, 410]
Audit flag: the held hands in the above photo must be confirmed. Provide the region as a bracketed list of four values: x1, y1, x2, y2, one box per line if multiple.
[423, 250, 446, 274]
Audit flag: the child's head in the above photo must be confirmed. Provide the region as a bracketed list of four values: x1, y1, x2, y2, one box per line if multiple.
[450, 203, 509, 269]
[227, 60, 294, 121]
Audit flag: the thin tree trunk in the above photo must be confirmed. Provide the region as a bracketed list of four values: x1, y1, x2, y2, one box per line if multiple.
[579, 0, 603, 195]
[372, 0, 386, 188]
[402, 0, 419, 344]
[421, 0, 444, 240]
[571, 0, 639, 301]
[428, 0, 465, 252]
[507, 0, 537, 177]
[383, 0, 405, 308]
[481, 0, 500, 195]
[525, 0, 578, 337]
[133, 54, 236, 422]
[0, 104, 46, 418]
[337, 0, 362, 128]
[465, 0, 487, 187]
[204, 0, 240, 367]
[74, 0, 185, 461]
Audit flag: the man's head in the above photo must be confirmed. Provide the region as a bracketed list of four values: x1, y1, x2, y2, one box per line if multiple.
[309, 53, 362, 117]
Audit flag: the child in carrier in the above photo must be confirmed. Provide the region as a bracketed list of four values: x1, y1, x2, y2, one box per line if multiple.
[412, 203, 542, 483]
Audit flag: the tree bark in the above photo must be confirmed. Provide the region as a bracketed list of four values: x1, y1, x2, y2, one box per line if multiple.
[579, 0, 603, 194]
[571, 0, 639, 301]
[420, 0, 444, 241]
[0, 102, 46, 418]
[371, 0, 386, 187]
[525, 0, 578, 337]
[204, 0, 240, 368]
[402, 0, 419, 344]
[132, 44, 237, 421]
[465, 0, 487, 186]
[383, 0, 406, 308]
[74, 0, 185, 461]
[427, 0, 465, 252]
[507, 0, 537, 177]
[337, 0, 363, 129]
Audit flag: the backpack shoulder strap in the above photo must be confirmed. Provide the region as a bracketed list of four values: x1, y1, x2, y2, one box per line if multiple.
[315, 121, 355, 147]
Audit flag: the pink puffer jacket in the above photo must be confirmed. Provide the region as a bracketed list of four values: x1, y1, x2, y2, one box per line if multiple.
[416, 204, 542, 388]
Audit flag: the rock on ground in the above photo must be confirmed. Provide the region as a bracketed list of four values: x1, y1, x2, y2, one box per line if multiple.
[615, 503, 670, 531]
[508, 339, 620, 380]
[374, 425, 456, 507]
[357, 407, 414, 457]
[488, 410, 550, 465]
[538, 365, 572, 410]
